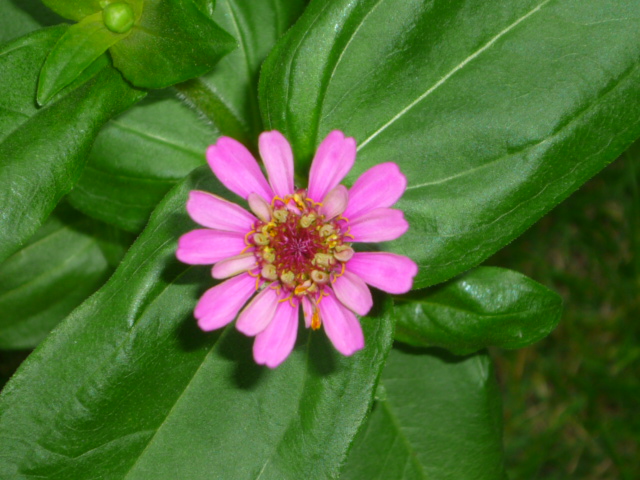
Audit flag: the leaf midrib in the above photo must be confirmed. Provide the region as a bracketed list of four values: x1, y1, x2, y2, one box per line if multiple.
[121, 326, 231, 479]
[378, 395, 428, 479]
[356, 0, 553, 152]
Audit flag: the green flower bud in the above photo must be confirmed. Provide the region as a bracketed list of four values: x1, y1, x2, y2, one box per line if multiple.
[103, 2, 135, 34]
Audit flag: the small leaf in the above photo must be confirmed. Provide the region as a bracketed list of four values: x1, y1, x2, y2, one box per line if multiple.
[341, 348, 506, 479]
[0, 166, 394, 479]
[68, 89, 217, 232]
[110, 0, 236, 89]
[260, 0, 640, 289]
[0, 27, 144, 265]
[0, 204, 131, 350]
[37, 12, 127, 105]
[393, 267, 562, 355]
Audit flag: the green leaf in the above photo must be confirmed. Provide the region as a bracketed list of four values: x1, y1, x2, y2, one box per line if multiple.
[0, 204, 131, 350]
[341, 348, 505, 480]
[41, 0, 143, 22]
[0, 27, 144, 265]
[0, 166, 394, 479]
[68, 89, 217, 232]
[259, 0, 640, 289]
[176, 0, 307, 145]
[69, 0, 307, 233]
[37, 12, 127, 105]
[0, 0, 63, 44]
[41, 0, 101, 22]
[394, 267, 563, 355]
[110, 0, 236, 89]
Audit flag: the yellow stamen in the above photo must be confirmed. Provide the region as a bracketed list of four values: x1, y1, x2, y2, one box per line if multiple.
[311, 309, 321, 330]
[300, 213, 316, 228]
[273, 209, 288, 223]
[278, 294, 293, 303]
[311, 270, 330, 284]
[244, 229, 256, 245]
[254, 232, 269, 245]
[271, 195, 285, 207]
[280, 271, 295, 285]
[261, 264, 278, 281]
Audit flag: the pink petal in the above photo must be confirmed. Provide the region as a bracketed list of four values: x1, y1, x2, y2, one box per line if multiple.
[195, 273, 257, 331]
[207, 137, 274, 201]
[343, 163, 407, 220]
[259, 131, 294, 198]
[318, 290, 364, 356]
[248, 193, 272, 222]
[236, 287, 280, 336]
[212, 253, 257, 279]
[187, 190, 256, 233]
[331, 270, 373, 316]
[346, 252, 418, 294]
[308, 131, 356, 202]
[319, 185, 348, 220]
[348, 208, 408, 243]
[301, 295, 315, 328]
[253, 299, 299, 368]
[176, 229, 246, 265]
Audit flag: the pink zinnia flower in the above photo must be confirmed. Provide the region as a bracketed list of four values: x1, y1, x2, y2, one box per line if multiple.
[177, 130, 417, 368]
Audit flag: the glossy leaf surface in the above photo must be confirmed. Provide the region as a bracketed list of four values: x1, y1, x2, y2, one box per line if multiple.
[177, 0, 307, 145]
[341, 348, 505, 480]
[0, 27, 144, 264]
[37, 12, 125, 105]
[68, 90, 216, 232]
[0, 167, 394, 479]
[0, 204, 131, 350]
[260, 0, 640, 288]
[110, 0, 236, 89]
[394, 267, 563, 355]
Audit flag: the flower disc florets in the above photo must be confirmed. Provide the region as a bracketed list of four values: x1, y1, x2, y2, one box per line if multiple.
[177, 130, 418, 368]
[249, 191, 354, 304]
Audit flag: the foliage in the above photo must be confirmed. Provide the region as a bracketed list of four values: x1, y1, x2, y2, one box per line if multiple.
[1, 0, 638, 478]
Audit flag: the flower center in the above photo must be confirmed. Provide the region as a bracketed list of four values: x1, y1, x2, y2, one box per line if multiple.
[249, 191, 354, 297]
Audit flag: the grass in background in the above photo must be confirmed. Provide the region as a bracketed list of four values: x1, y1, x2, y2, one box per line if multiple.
[490, 144, 640, 479]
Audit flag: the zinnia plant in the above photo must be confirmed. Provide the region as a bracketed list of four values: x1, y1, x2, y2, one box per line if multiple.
[0, 0, 638, 478]
[177, 130, 417, 367]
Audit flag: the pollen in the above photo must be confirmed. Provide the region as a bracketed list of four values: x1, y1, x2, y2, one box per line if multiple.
[311, 309, 322, 330]
[249, 191, 352, 297]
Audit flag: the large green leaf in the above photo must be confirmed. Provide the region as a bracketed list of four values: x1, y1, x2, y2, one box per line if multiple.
[260, 0, 640, 289]
[67, 89, 217, 232]
[0, 0, 63, 44]
[0, 27, 144, 264]
[341, 348, 505, 479]
[110, 0, 236, 89]
[0, 166, 394, 479]
[394, 267, 563, 355]
[0, 204, 131, 350]
[176, 0, 307, 145]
